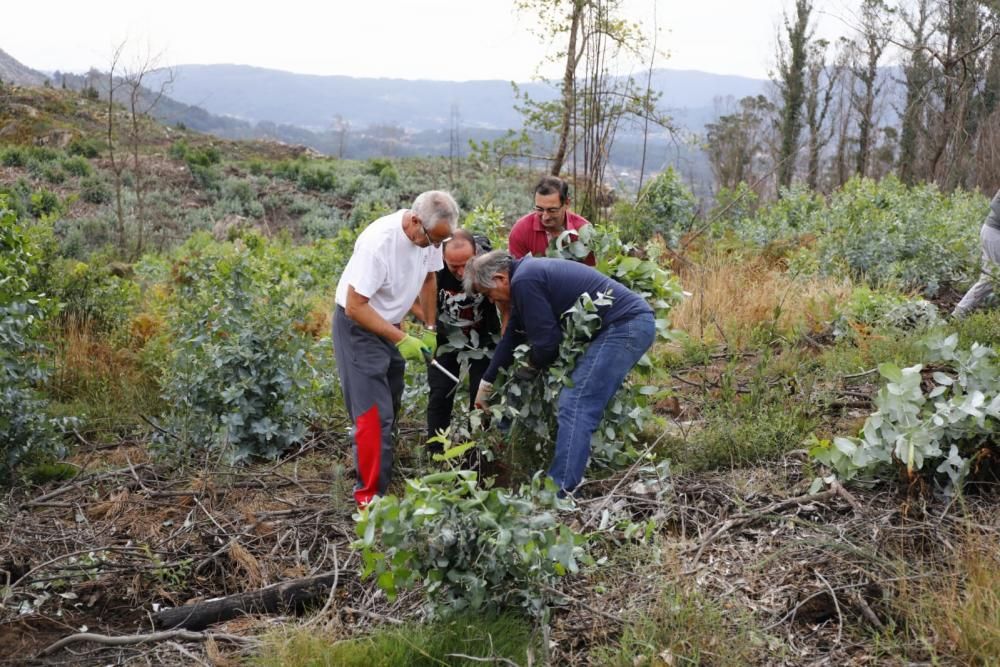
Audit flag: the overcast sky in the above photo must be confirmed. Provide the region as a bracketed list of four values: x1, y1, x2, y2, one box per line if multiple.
[3, 0, 849, 82]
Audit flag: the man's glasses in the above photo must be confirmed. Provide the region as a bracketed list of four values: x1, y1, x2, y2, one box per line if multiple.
[417, 223, 449, 247]
[533, 205, 564, 215]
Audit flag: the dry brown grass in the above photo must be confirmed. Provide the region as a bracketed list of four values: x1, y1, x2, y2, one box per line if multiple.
[896, 530, 1000, 663]
[671, 250, 853, 348]
[48, 316, 161, 432]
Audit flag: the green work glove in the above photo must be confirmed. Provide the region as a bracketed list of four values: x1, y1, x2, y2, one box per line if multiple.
[396, 334, 428, 362]
[420, 328, 439, 355]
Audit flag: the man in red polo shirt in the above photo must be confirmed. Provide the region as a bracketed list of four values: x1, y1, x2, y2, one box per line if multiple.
[508, 176, 596, 267]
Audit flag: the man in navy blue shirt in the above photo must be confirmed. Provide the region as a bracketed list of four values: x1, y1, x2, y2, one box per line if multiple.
[464, 251, 656, 494]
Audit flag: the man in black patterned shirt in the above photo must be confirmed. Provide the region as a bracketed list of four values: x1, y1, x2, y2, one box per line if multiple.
[426, 229, 500, 451]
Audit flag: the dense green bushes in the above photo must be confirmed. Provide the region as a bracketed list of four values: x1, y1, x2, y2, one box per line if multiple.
[0, 200, 69, 483]
[727, 177, 985, 296]
[152, 234, 334, 464]
[614, 167, 698, 246]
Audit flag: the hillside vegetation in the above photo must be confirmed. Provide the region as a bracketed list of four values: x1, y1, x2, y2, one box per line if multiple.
[1, 83, 999, 666]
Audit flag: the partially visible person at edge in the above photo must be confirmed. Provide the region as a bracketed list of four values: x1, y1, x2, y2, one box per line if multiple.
[426, 230, 501, 452]
[332, 191, 458, 506]
[465, 251, 655, 496]
[952, 188, 1000, 318]
[508, 175, 596, 267]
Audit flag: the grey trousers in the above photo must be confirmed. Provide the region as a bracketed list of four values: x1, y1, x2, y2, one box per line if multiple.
[332, 306, 404, 505]
[953, 224, 1000, 317]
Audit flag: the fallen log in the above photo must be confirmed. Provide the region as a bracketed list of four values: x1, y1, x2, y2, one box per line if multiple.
[153, 570, 348, 631]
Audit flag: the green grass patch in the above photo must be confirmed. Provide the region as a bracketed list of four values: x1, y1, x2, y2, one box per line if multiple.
[591, 581, 776, 665]
[256, 612, 537, 667]
[817, 326, 927, 377]
[673, 396, 817, 472]
[953, 307, 1000, 348]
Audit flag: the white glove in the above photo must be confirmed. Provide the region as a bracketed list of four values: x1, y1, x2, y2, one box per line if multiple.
[475, 380, 494, 410]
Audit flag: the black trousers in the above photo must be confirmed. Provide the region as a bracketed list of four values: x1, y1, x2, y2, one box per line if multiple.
[426, 349, 490, 446]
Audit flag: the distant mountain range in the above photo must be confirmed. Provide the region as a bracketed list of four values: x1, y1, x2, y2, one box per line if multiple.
[0, 48, 48, 87]
[2, 47, 773, 191]
[144, 64, 769, 134]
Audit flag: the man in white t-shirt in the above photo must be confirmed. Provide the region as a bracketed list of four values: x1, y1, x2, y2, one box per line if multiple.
[333, 190, 459, 506]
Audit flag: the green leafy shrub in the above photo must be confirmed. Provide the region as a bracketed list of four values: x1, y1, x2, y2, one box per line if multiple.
[298, 207, 347, 240]
[29, 190, 61, 218]
[297, 164, 337, 192]
[216, 177, 264, 218]
[47, 259, 140, 339]
[729, 182, 824, 246]
[0, 200, 70, 483]
[735, 177, 983, 296]
[364, 157, 400, 188]
[831, 286, 942, 340]
[810, 333, 1000, 491]
[61, 155, 92, 177]
[272, 158, 304, 181]
[189, 164, 221, 191]
[355, 470, 588, 619]
[349, 196, 393, 227]
[463, 203, 508, 251]
[154, 239, 321, 464]
[711, 181, 760, 226]
[954, 309, 1000, 349]
[171, 140, 220, 168]
[246, 158, 265, 175]
[2, 146, 28, 167]
[625, 167, 698, 246]
[41, 162, 66, 184]
[28, 146, 61, 163]
[67, 137, 102, 159]
[80, 175, 112, 204]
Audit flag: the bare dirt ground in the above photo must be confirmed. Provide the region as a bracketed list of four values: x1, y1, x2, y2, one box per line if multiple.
[3, 415, 996, 666]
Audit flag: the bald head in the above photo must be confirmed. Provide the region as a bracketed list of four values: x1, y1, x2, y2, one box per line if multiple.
[443, 231, 476, 280]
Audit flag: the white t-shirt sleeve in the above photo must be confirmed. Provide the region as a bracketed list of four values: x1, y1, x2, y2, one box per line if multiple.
[348, 247, 388, 298]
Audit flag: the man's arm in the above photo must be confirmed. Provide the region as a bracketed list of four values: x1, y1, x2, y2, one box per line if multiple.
[345, 285, 405, 344]
[415, 271, 437, 327]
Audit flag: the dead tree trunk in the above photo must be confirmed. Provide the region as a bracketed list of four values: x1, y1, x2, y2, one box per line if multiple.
[153, 571, 348, 631]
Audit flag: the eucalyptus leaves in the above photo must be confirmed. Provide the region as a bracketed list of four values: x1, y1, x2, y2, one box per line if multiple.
[354, 470, 587, 620]
[810, 334, 1000, 491]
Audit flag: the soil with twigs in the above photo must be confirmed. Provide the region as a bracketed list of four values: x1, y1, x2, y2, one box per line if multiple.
[2, 423, 997, 665]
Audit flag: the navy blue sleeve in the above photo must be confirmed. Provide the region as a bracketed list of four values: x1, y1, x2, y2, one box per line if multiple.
[515, 277, 563, 369]
[483, 329, 514, 383]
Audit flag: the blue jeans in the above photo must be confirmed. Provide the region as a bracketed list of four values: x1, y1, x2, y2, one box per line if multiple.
[549, 311, 656, 494]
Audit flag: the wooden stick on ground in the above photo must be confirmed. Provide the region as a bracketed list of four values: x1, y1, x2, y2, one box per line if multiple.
[40, 629, 255, 657]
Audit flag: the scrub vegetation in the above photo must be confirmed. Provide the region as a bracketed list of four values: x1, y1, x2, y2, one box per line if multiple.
[1, 79, 998, 667]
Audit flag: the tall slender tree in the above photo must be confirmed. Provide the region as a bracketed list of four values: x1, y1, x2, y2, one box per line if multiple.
[896, 0, 934, 185]
[774, 0, 814, 192]
[514, 0, 664, 219]
[804, 39, 844, 189]
[848, 0, 892, 178]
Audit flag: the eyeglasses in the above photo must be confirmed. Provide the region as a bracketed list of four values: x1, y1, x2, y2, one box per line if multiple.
[533, 205, 564, 215]
[417, 223, 450, 247]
